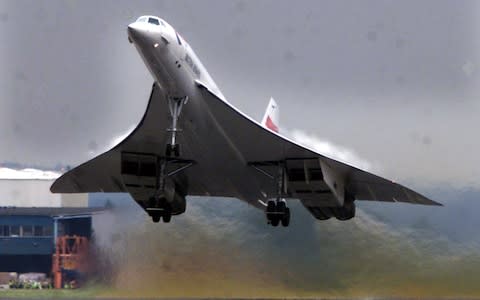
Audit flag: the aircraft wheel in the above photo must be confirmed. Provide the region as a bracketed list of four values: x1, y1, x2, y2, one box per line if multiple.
[152, 214, 161, 223]
[162, 212, 172, 223]
[162, 205, 172, 223]
[281, 207, 290, 227]
[276, 201, 286, 214]
[266, 200, 276, 221]
[271, 215, 280, 227]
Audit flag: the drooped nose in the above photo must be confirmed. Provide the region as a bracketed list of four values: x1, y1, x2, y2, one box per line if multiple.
[127, 22, 148, 44]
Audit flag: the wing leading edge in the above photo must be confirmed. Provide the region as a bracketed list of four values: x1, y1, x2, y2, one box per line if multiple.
[52, 80, 441, 221]
[194, 81, 441, 208]
[50, 83, 163, 194]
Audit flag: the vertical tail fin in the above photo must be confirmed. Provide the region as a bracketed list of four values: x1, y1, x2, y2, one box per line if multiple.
[261, 97, 279, 133]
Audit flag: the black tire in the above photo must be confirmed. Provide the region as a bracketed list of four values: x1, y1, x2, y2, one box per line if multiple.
[152, 214, 161, 223]
[316, 207, 332, 220]
[345, 201, 356, 219]
[267, 200, 276, 211]
[162, 211, 172, 223]
[281, 207, 290, 227]
[162, 204, 172, 223]
[266, 200, 276, 221]
[271, 216, 280, 227]
[276, 201, 286, 214]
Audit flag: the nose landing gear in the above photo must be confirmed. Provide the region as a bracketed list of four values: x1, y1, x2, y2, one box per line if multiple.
[166, 96, 188, 157]
[143, 156, 194, 224]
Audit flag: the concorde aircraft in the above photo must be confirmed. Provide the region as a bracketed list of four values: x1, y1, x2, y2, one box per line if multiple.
[51, 16, 441, 226]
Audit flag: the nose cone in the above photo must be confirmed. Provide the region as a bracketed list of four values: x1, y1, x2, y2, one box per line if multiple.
[127, 22, 149, 44]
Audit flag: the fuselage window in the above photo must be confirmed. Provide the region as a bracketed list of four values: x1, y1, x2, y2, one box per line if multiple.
[137, 17, 147, 23]
[148, 17, 160, 25]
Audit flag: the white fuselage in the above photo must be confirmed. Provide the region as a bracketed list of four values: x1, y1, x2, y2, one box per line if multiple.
[127, 16, 269, 206]
[128, 16, 224, 101]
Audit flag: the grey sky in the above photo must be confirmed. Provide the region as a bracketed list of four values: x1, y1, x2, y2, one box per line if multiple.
[1, 0, 479, 187]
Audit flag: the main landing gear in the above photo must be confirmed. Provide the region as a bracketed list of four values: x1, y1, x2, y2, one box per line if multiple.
[145, 95, 193, 223]
[147, 196, 172, 223]
[249, 161, 292, 228]
[145, 160, 172, 223]
[166, 96, 188, 157]
[266, 200, 290, 227]
[268, 162, 291, 227]
[145, 156, 194, 224]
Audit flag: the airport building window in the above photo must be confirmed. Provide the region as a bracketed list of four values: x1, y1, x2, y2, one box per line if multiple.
[22, 225, 33, 237]
[0, 225, 53, 237]
[2, 225, 9, 236]
[10, 225, 20, 237]
[43, 225, 53, 236]
[34, 225, 43, 236]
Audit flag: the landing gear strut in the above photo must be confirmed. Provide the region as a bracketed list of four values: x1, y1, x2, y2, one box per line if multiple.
[166, 96, 188, 157]
[257, 162, 291, 227]
[149, 95, 189, 221]
[145, 156, 194, 224]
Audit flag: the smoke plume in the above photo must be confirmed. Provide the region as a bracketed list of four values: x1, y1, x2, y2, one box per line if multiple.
[286, 129, 378, 172]
[91, 193, 480, 298]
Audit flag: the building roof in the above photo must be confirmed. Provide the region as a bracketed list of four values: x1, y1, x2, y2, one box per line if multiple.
[0, 207, 105, 217]
[0, 167, 61, 180]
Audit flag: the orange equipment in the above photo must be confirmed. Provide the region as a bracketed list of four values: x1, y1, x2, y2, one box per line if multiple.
[51, 235, 90, 289]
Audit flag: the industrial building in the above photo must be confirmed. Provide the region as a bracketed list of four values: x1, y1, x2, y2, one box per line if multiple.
[0, 168, 105, 288]
[0, 207, 102, 274]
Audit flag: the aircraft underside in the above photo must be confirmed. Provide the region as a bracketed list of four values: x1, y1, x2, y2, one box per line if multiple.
[118, 83, 357, 226]
[50, 15, 440, 229]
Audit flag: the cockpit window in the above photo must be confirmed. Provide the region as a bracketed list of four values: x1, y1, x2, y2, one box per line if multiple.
[136, 16, 164, 26]
[148, 17, 160, 25]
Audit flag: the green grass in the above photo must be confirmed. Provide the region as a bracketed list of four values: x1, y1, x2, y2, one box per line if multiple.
[0, 285, 106, 298]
